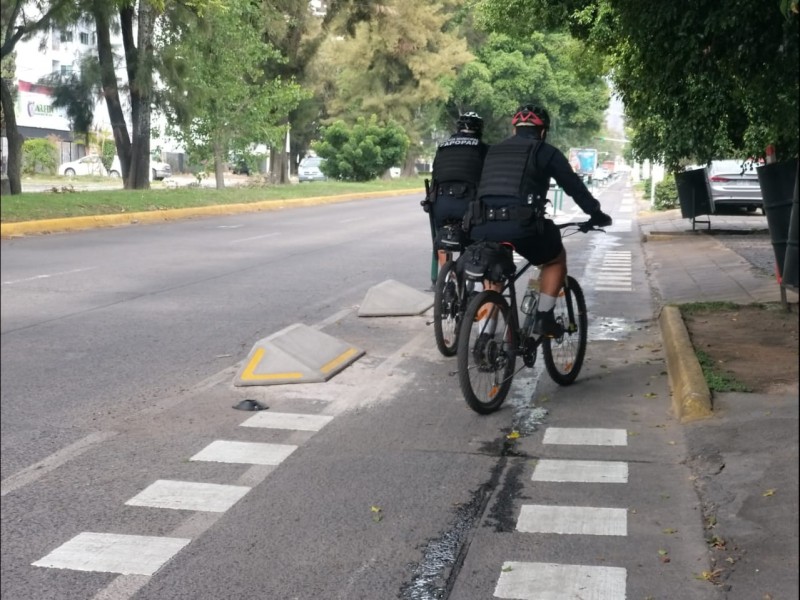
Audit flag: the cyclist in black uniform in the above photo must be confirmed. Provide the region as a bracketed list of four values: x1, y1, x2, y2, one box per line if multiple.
[471, 104, 612, 337]
[422, 112, 489, 268]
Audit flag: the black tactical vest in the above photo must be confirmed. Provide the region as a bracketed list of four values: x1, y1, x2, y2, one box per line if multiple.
[432, 136, 485, 186]
[477, 135, 545, 202]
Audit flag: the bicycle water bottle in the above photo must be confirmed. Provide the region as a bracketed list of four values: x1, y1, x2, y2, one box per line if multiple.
[521, 272, 541, 334]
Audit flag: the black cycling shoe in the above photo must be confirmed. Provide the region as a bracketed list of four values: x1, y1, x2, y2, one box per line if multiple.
[532, 309, 563, 338]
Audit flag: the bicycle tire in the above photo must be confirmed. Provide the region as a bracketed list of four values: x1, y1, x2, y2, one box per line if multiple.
[543, 275, 588, 385]
[433, 260, 462, 356]
[457, 290, 517, 414]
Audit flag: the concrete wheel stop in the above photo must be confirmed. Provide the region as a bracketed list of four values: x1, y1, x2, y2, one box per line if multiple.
[234, 323, 364, 386]
[357, 279, 433, 317]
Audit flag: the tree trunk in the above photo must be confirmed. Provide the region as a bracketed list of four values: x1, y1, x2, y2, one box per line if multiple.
[128, 0, 155, 190]
[213, 138, 225, 189]
[1, 77, 24, 195]
[94, 3, 132, 184]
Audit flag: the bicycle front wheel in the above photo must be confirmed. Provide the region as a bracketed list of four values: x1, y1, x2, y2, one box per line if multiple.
[433, 260, 462, 356]
[456, 290, 517, 414]
[543, 275, 588, 385]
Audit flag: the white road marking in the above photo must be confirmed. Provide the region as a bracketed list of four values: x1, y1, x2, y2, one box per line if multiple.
[517, 505, 627, 536]
[240, 411, 333, 432]
[189, 440, 296, 465]
[494, 561, 626, 600]
[531, 459, 629, 483]
[3, 267, 96, 285]
[543, 427, 628, 446]
[125, 480, 250, 512]
[229, 232, 281, 244]
[32, 532, 191, 576]
[339, 217, 365, 224]
[1, 431, 117, 497]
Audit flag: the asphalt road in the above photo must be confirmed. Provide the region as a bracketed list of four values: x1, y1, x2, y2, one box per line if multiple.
[2, 180, 727, 599]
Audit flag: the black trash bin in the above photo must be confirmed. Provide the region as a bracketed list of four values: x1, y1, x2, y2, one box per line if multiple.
[757, 159, 798, 280]
[675, 168, 713, 230]
[781, 161, 799, 290]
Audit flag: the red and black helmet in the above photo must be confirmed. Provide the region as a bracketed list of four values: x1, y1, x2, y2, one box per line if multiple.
[512, 104, 550, 129]
[456, 112, 484, 138]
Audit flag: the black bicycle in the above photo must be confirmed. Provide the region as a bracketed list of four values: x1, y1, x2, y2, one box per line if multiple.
[456, 220, 600, 414]
[432, 222, 475, 356]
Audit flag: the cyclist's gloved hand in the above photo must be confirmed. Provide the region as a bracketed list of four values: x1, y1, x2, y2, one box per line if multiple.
[588, 209, 612, 228]
[420, 199, 432, 213]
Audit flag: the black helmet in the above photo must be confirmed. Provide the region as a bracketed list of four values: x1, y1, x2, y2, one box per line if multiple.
[512, 104, 550, 129]
[456, 112, 484, 137]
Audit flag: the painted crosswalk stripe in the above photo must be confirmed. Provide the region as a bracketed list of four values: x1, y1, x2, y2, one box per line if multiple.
[32, 532, 190, 575]
[494, 561, 626, 600]
[517, 505, 627, 536]
[190, 440, 296, 465]
[543, 427, 627, 446]
[125, 480, 250, 512]
[596, 250, 632, 291]
[531, 458, 628, 483]
[240, 411, 333, 432]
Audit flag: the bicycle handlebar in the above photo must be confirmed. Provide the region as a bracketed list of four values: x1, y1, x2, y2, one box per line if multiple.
[556, 219, 604, 234]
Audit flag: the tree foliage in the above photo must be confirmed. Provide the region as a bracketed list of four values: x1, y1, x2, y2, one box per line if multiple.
[310, 0, 472, 171]
[447, 31, 608, 150]
[312, 115, 410, 181]
[476, 0, 799, 168]
[38, 54, 102, 146]
[158, 0, 308, 188]
[21, 137, 58, 175]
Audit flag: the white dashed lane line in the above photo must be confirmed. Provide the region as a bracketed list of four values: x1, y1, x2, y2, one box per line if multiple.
[542, 427, 628, 446]
[32, 532, 191, 576]
[495, 561, 627, 600]
[240, 411, 334, 431]
[125, 480, 251, 512]
[531, 459, 628, 483]
[189, 440, 297, 465]
[494, 426, 630, 599]
[516, 505, 627, 536]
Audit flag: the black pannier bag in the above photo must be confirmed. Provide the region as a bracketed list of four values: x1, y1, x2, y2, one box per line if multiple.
[457, 240, 516, 282]
[434, 224, 467, 251]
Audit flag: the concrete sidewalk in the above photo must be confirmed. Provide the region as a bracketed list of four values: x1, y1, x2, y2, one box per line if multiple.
[636, 202, 799, 599]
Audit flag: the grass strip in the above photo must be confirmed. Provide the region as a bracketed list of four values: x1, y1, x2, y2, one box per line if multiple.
[1, 177, 425, 222]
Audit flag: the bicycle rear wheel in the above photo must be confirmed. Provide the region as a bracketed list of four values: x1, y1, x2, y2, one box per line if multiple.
[433, 260, 462, 356]
[543, 275, 588, 385]
[457, 290, 517, 414]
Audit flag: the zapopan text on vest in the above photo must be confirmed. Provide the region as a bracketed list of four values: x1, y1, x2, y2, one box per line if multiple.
[440, 137, 480, 147]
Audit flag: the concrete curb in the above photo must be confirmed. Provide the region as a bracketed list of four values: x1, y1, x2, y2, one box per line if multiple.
[658, 305, 713, 422]
[0, 188, 422, 238]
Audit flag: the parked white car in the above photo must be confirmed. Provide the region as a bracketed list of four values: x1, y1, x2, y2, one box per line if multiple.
[109, 156, 172, 181]
[58, 155, 108, 177]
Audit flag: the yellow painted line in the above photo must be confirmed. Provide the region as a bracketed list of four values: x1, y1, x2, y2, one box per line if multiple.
[320, 347, 360, 374]
[239, 348, 304, 382]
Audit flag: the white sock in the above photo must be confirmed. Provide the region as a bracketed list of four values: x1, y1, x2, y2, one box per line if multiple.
[538, 293, 557, 312]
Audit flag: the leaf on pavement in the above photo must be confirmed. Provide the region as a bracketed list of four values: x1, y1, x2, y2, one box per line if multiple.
[762, 488, 776, 497]
[501, 565, 513, 572]
[506, 431, 520, 440]
[662, 528, 678, 534]
[644, 392, 658, 398]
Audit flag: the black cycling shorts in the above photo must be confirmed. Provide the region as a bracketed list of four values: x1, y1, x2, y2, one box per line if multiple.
[471, 218, 563, 266]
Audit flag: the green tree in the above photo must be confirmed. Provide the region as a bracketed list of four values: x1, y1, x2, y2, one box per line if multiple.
[38, 54, 102, 147]
[476, 0, 799, 168]
[447, 31, 608, 150]
[312, 115, 410, 181]
[1, 0, 79, 194]
[158, 0, 307, 189]
[310, 0, 472, 174]
[21, 137, 58, 175]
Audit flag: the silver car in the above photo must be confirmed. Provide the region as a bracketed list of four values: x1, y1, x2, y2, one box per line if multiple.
[706, 159, 763, 213]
